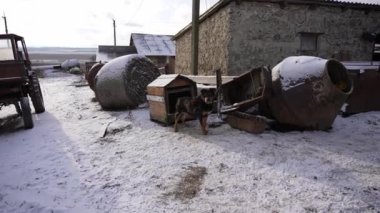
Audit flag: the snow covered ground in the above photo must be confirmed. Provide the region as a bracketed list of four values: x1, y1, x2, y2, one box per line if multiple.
[0, 73, 379, 213]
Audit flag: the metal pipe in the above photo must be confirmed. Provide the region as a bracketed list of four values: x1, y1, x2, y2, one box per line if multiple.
[113, 19, 116, 46]
[216, 69, 222, 118]
[191, 0, 200, 75]
[2, 13, 8, 34]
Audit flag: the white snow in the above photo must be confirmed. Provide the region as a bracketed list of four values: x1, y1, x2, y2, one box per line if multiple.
[147, 74, 180, 87]
[273, 56, 327, 91]
[97, 54, 143, 78]
[0, 72, 379, 212]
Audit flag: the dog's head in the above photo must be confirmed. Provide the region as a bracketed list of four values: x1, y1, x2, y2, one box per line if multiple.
[200, 89, 215, 104]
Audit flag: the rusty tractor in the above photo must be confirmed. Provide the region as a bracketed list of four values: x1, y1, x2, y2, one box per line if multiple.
[0, 34, 45, 129]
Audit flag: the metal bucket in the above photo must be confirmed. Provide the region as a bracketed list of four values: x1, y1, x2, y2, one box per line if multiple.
[267, 56, 353, 130]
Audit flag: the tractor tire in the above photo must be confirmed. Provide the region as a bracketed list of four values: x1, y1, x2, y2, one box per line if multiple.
[14, 102, 22, 115]
[20, 97, 33, 129]
[29, 74, 45, 113]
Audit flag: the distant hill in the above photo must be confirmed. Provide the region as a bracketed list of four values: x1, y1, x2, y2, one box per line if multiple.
[28, 47, 96, 66]
[28, 47, 97, 55]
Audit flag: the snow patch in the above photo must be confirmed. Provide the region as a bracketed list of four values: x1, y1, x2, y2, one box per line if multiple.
[273, 56, 327, 91]
[105, 120, 133, 136]
[1, 75, 380, 212]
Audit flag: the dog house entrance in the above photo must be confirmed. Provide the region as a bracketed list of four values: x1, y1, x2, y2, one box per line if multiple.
[167, 87, 194, 114]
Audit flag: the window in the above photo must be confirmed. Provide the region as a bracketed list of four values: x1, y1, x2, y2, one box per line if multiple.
[299, 32, 322, 54]
[0, 39, 14, 61]
[17, 40, 26, 60]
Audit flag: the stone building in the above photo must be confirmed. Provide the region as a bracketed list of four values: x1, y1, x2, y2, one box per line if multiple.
[173, 0, 380, 76]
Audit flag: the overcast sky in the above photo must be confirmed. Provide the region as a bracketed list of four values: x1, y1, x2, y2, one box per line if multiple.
[1, 0, 219, 47]
[1, 0, 378, 47]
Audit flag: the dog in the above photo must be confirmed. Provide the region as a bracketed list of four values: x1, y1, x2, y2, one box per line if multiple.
[173, 89, 214, 135]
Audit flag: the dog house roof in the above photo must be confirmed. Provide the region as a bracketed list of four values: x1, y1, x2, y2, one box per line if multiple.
[148, 74, 195, 88]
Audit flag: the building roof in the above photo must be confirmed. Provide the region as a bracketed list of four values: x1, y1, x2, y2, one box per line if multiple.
[96, 45, 136, 62]
[148, 74, 194, 87]
[173, 0, 380, 40]
[326, 0, 380, 6]
[130, 33, 175, 57]
[0, 33, 24, 40]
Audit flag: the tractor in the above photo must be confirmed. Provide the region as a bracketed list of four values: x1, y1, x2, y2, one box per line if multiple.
[0, 34, 45, 129]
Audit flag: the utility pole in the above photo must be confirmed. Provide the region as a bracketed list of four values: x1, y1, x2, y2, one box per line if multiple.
[191, 0, 200, 75]
[2, 13, 8, 34]
[113, 19, 116, 46]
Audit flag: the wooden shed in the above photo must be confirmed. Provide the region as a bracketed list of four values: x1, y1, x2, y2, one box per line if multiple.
[147, 74, 197, 124]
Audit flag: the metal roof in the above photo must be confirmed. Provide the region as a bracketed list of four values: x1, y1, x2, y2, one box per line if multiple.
[325, 0, 380, 6]
[130, 33, 175, 57]
[0, 33, 24, 40]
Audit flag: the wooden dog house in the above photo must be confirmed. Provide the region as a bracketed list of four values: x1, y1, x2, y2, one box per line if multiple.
[147, 74, 197, 124]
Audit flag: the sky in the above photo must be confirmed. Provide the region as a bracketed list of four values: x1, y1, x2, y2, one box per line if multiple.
[1, 0, 379, 47]
[1, 0, 219, 47]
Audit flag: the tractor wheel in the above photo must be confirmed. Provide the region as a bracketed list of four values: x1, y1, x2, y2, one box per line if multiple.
[20, 97, 33, 129]
[29, 74, 45, 113]
[14, 102, 22, 115]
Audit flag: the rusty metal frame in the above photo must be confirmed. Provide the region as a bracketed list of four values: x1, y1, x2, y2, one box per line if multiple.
[221, 66, 270, 114]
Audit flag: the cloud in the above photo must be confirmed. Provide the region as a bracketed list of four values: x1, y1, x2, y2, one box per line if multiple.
[1, 0, 220, 47]
[124, 22, 144, 28]
[76, 28, 102, 34]
[106, 12, 115, 20]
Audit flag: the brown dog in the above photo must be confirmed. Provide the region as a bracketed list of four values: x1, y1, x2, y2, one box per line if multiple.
[174, 89, 214, 135]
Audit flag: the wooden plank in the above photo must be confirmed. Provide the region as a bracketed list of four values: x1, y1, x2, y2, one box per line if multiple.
[226, 112, 267, 134]
[147, 95, 165, 103]
[147, 87, 164, 96]
[167, 78, 195, 88]
[149, 101, 167, 123]
[185, 75, 236, 85]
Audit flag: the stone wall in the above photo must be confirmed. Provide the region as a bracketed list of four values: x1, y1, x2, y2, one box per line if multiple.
[228, 1, 380, 74]
[175, 31, 191, 75]
[175, 1, 380, 76]
[175, 5, 232, 75]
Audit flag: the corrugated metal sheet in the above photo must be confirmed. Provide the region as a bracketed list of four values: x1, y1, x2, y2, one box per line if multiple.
[325, 0, 380, 6]
[131, 33, 175, 57]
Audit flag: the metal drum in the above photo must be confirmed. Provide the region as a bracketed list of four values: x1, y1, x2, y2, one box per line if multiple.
[267, 56, 353, 130]
[86, 63, 104, 91]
